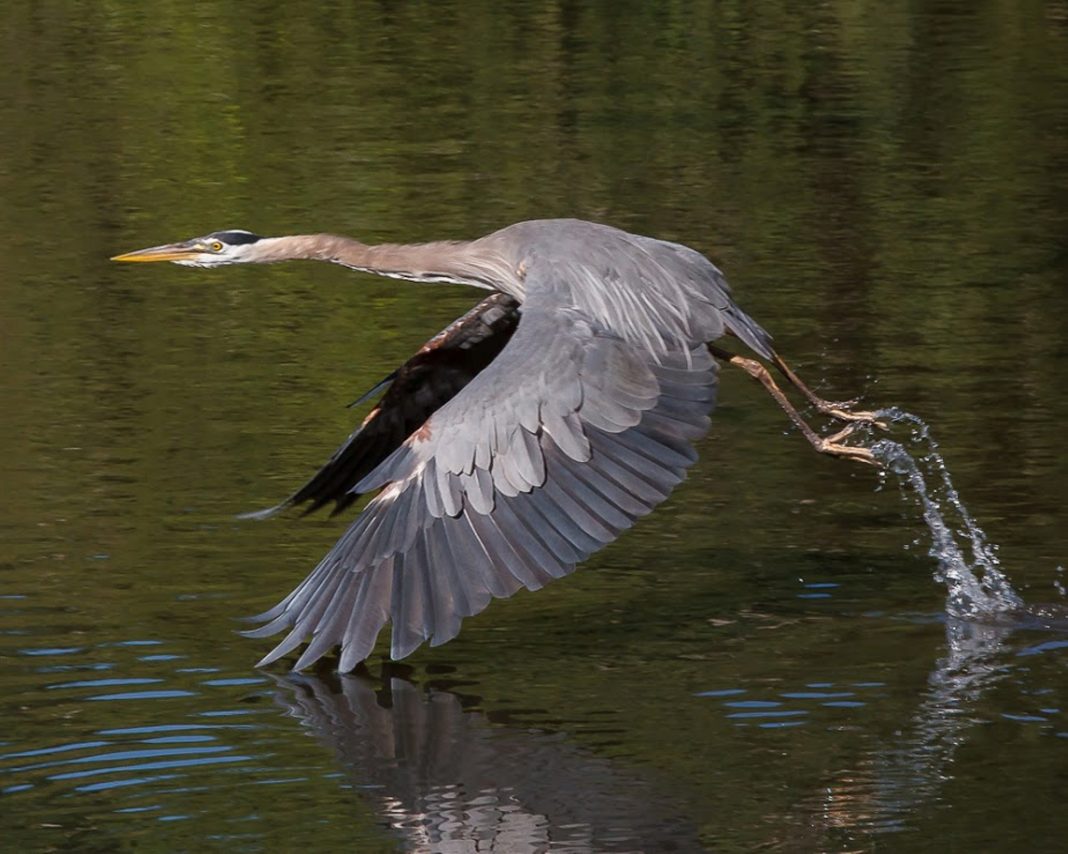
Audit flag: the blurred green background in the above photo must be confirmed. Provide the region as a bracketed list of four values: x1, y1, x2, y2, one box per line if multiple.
[1, 2, 1066, 851]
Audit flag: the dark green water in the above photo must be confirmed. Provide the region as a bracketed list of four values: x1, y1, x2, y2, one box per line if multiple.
[2, 2, 1067, 851]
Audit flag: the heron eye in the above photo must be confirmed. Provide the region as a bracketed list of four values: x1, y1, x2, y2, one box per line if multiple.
[211, 241, 224, 252]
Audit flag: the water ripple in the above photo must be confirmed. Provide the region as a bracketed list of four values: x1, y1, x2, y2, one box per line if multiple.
[697, 680, 887, 728]
[12, 746, 235, 774]
[47, 677, 162, 691]
[0, 636, 284, 823]
[48, 752, 250, 781]
[89, 690, 198, 701]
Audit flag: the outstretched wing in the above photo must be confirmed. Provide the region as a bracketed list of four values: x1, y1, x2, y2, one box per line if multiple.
[244, 296, 719, 672]
[247, 293, 520, 518]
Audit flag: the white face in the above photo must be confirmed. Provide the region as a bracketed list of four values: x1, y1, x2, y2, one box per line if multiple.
[174, 230, 264, 267]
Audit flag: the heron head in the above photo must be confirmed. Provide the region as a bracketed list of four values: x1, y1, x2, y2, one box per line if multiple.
[111, 229, 265, 267]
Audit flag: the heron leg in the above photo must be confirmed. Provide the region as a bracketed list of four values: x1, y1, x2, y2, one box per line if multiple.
[709, 345, 878, 466]
[769, 352, 883, 425]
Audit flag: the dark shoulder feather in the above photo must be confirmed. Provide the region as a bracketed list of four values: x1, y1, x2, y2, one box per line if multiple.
[244, 293, 520, 519]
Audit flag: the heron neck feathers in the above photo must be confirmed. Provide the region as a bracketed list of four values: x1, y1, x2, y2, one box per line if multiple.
[258, 234, 521, 294]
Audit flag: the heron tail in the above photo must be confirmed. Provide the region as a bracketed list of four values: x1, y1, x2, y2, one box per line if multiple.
[723, 302, 774, 361]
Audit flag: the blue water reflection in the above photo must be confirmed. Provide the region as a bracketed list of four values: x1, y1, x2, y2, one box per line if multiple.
[698, 679, 887, 729]
[0, 636, 278, 819]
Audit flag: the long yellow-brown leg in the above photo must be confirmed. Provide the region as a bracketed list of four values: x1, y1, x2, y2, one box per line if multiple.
[709, 345, 878, 465]
[769, 352, 882, 424]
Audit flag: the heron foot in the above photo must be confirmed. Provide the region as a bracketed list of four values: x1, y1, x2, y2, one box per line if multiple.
[710, 345, 883, 466]
[816, 402, 888, 430]
[768, 354, 887, 429]
[816, 424, 880, 466]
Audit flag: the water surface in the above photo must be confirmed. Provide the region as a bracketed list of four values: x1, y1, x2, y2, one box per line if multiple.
[2, 2, 1067, 851]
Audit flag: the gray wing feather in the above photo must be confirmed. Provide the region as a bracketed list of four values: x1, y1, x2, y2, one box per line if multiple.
[246, 301, 718, 671]
[482, 219, 773, 358]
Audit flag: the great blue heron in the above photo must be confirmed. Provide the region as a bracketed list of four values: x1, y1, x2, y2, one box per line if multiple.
[113, 218, 877, 671]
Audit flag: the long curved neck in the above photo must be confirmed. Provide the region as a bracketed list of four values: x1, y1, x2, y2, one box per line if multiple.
[255, 234, 520, 294]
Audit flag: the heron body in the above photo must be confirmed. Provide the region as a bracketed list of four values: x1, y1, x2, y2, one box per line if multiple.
[113, 218, 870, 671]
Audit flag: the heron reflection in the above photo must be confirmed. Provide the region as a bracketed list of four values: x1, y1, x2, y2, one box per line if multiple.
[270, 669, 701, 853]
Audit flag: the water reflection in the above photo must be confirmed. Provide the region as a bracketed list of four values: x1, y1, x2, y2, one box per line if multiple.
[2, 599, 1064, 848]
[271, 670, 701, 853]
[2, 0, 1066, 847]
[860, 620, 1013, 827]
[778, 617, 1061, 845]
[0, 638, 272, 803]
[810, 619, 1014, 836]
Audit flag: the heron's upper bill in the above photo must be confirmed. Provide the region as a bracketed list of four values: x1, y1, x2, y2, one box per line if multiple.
[110, 243, 203, 263]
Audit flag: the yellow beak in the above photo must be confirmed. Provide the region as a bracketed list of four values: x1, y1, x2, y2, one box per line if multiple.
[110, 242, 202, 263]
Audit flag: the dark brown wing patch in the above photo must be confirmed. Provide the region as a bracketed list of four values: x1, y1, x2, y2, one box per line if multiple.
[246, 294, 519, 519]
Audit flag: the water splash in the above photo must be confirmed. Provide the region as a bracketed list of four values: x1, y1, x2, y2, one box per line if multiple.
[869, 408, 1025, 620]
